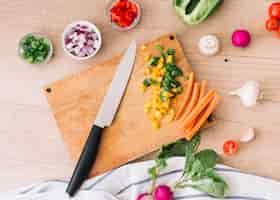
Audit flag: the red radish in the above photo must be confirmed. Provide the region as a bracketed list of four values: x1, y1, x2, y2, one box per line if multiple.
[136, 193, 153, 200]
[232, 29, 251, 48]
[154, 185, 173, 200]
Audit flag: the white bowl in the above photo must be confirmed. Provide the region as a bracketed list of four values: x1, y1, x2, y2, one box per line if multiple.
[62, 20, 102, 60]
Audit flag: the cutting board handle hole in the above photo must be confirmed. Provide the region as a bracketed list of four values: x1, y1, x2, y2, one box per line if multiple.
[224, 58, 229, 63]
[46, 88, 52, 93]
[169, 35, 175, 40]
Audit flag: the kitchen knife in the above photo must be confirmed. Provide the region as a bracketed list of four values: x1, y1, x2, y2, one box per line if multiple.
[66, 40, 137, 197]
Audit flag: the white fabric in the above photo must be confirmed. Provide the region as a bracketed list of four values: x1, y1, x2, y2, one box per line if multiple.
[1, 157, 280, 200]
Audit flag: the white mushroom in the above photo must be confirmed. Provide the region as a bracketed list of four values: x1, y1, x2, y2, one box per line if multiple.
[198, 35, 220, 56]
[229, 80, 263, 107]
[240, 127, 255, 143]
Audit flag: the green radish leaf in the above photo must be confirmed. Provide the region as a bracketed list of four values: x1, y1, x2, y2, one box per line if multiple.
[183, 134, 201, 175]
[189, 169, 229, 198]
[148, 166, 158, 181]
[155, 158, 167, 169]
[195, 149, 219, 169]
[148, 139, 191, 181]
[186, 159, 204, 178]
[188, 134, 201, 153]
[157, 139, 190, 159]
[204, 168, 228, 185]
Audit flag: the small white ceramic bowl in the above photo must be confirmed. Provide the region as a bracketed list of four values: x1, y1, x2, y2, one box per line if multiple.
[62, 20, 102, 60]
[18, 33, 53, 64]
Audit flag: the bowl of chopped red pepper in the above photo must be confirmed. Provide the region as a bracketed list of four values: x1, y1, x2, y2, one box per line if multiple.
[108, 0, 141, 31]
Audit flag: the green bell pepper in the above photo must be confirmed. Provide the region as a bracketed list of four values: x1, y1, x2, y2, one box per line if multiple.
[173, 0, 223, 25]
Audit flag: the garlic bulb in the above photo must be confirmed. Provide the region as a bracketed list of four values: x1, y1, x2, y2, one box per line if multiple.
[198, 35, 220, 56]
[240, 127, 255, 143]
[229, 80, 262, 107]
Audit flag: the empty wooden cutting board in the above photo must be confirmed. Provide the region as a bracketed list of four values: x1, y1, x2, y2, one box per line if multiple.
[44, 33, 212, 176]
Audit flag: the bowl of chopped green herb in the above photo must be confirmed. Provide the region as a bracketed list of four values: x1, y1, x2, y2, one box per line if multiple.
[18, 33, 53, 64]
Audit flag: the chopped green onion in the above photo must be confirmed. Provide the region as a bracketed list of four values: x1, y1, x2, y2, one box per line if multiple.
[155, 44, 164, 53]
[160, 91, 168, 102]
[166, 48, 175, 55]
[143, 78, 158, 87]
[148, 57, 160, 66]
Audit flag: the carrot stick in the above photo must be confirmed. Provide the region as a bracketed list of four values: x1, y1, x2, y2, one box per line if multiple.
[185, 94, 220, 140]
[180, 89, 216, 128]
[175, 72, 195, 120]
[187, 80, 207, 130]
[185, 118, 196, 130]
[178, 82, 200, 129]
[199, 80, 207, 101]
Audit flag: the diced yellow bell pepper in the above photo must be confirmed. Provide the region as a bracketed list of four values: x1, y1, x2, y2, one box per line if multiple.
[144, 107, 149, 113]
[156, 77, 163, 82]
[162, 101, 170, 109]
[141, 45, 147, 51]
[159, 69, 165, 76]
[165, 109, 175, 122]
[144, 68, 152, 75]
[139, 84, 147, 92]
[164, 91, 174, 98]
[144, 55, 151, 62]
[160, 108, 168, 114]
[151, 73, 158, 80]
[151, 120, 160, 130]
[171, 98, 177, 104]
[171, 88, 178, 93]
[154, 110, 163, 119]
[152, 85, 160, 92]
[158, 56, 164, 65]
[157, 63, 164, 69]
[166, 55, 174, 64]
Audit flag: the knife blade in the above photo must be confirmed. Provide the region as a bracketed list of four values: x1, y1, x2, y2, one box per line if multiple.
[66, 40, 137, 196]
[94, 40, 137, 128]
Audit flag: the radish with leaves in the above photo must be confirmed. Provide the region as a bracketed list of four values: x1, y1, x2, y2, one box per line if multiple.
[146, 134, 229, 198]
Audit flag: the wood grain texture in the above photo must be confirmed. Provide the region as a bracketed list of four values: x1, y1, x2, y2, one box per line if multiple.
[44, 34, 197, 176]
[1, 0, 280, 192]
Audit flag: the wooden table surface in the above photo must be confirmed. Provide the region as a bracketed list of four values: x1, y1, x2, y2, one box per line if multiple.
[1, 0, 280, 192]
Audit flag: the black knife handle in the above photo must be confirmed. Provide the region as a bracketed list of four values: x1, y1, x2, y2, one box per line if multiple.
[66, 125, 103, 196]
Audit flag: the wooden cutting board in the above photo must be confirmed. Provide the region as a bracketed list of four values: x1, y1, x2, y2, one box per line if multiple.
[44, 33, 213, 176]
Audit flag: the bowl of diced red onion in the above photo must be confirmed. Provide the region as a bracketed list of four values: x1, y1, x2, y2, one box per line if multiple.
[62, 20, 102, 60]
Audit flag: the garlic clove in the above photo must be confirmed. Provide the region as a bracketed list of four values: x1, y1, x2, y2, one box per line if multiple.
[240, 127, 255, 143]
[198, 35, 220, 56]
[229, 80, 261, 107]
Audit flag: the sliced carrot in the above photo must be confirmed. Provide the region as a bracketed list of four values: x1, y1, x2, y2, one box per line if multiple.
[199, 80, 207, 101]
[188, 106, 206, 129]
[188, 80, 207, 130]
[177, 82, 200, 129]
[184, 120, 195, 132]
[185, 94, 220, 140]
[179, 89, 216, 129]
[175, 72, 195, 120]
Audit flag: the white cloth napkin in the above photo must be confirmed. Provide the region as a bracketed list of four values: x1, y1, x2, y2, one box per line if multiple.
[1, 157, 280, 200]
